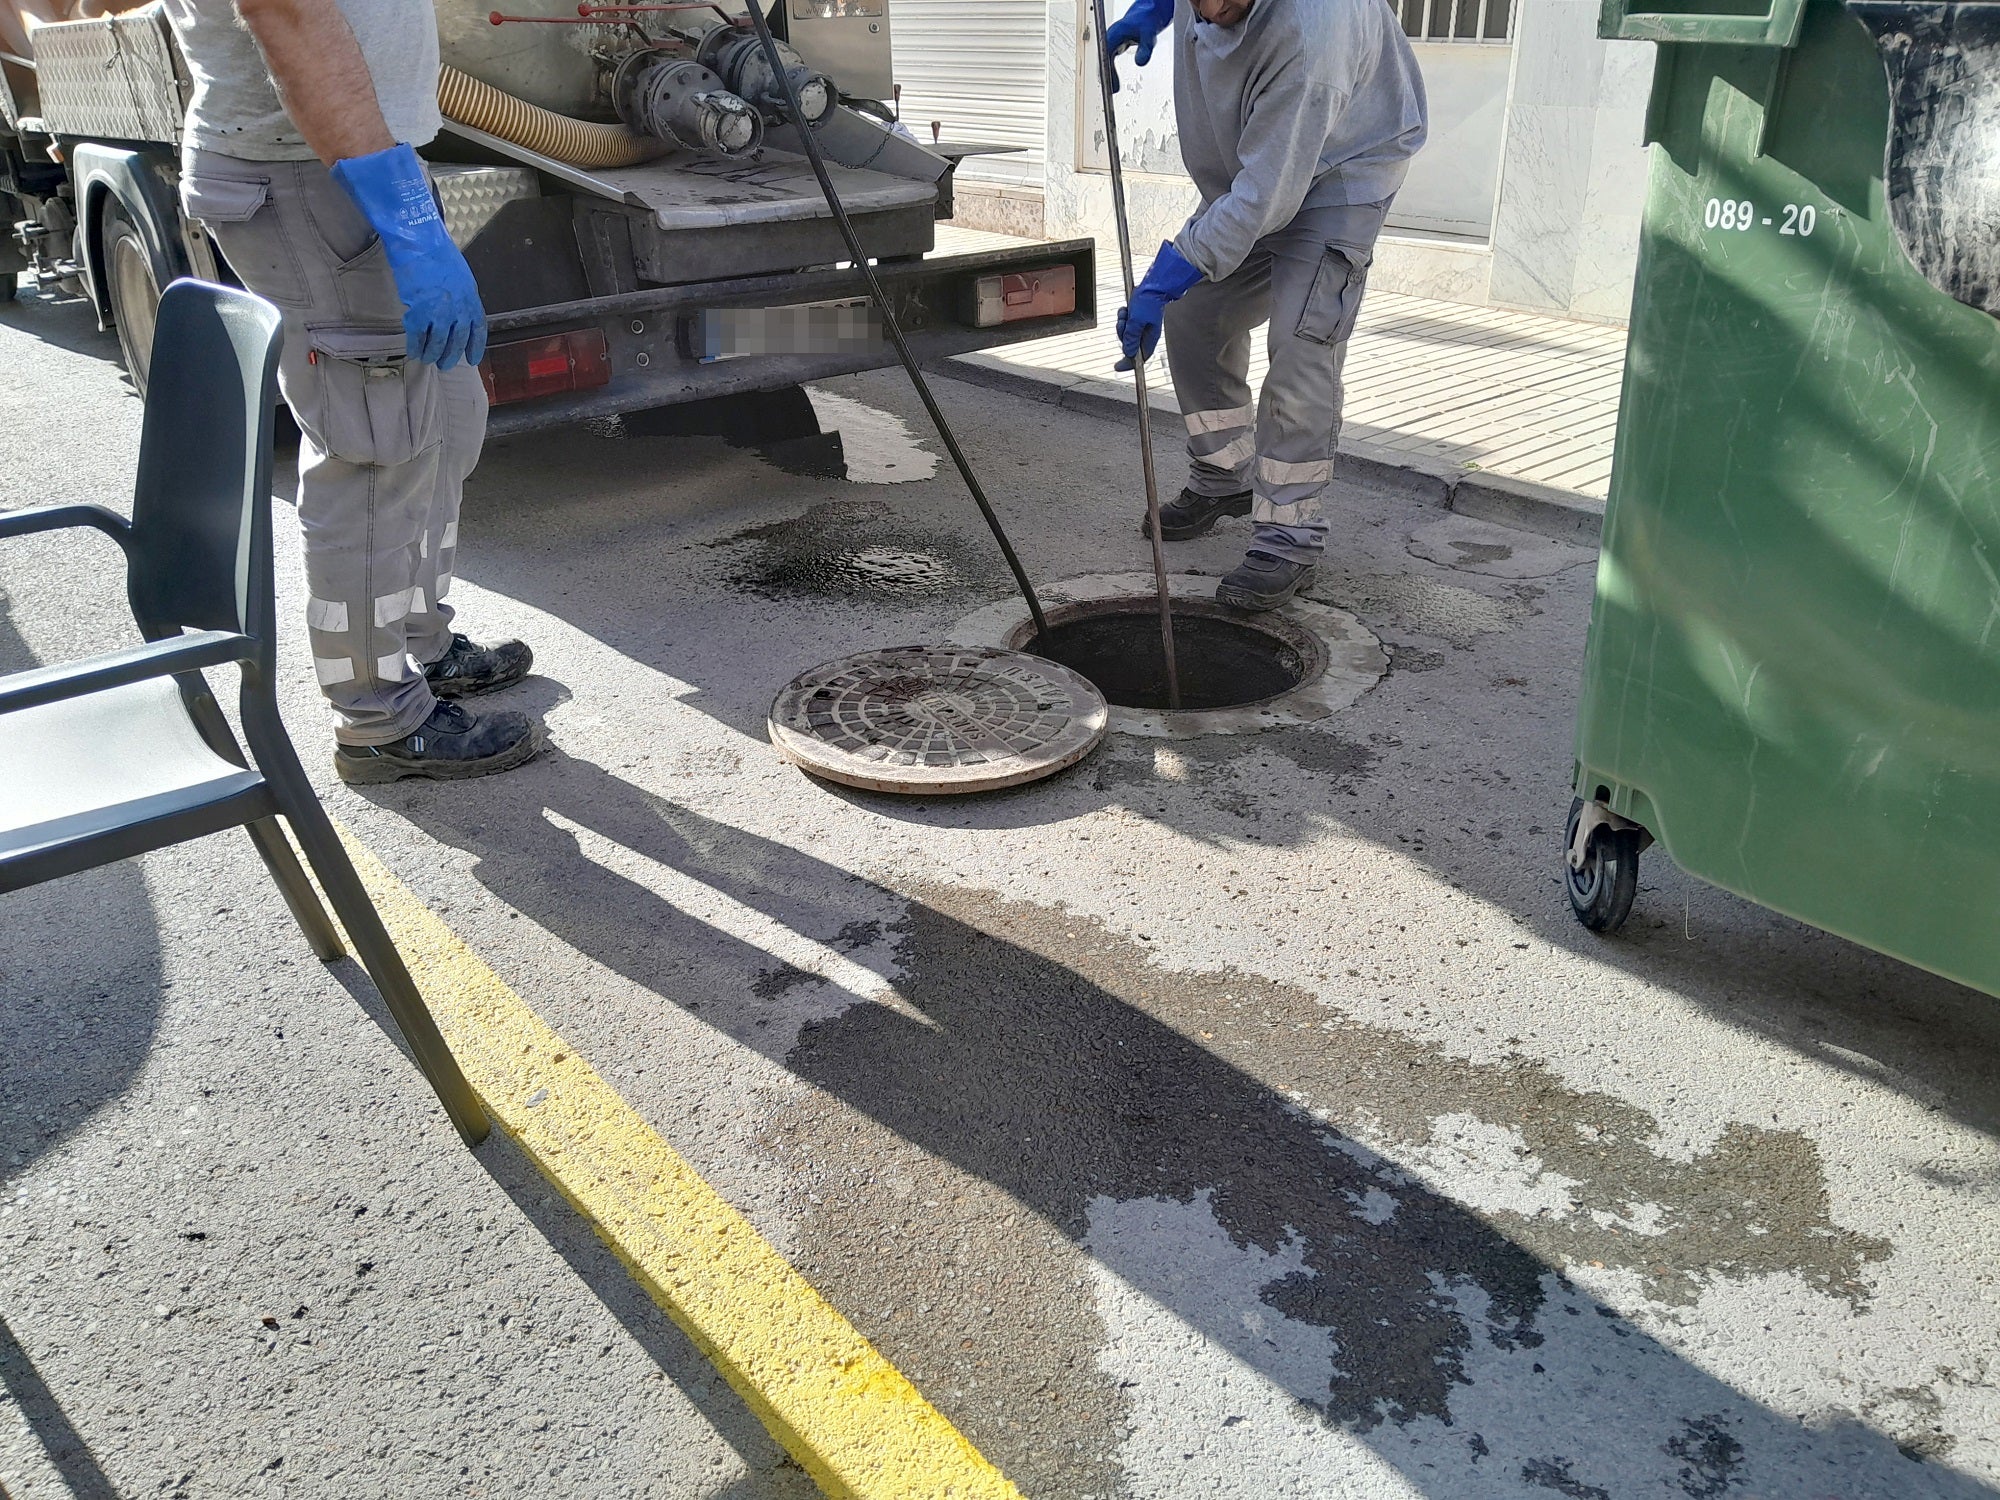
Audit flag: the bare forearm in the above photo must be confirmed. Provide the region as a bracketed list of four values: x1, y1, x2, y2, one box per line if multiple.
[233, 0, 394, 163]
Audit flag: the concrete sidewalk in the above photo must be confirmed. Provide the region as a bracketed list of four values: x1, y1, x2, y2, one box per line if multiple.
[935, 225, 1624, 539]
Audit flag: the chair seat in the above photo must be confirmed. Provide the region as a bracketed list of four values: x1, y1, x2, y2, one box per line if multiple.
[0, 676, 267, 864]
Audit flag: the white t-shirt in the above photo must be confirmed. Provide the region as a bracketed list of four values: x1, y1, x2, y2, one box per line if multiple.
[164, 0, 442, 161]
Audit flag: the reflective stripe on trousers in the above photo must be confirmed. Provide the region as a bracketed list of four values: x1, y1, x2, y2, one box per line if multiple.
[180, 148, 489, 745]
[1164, 199, 1391, 564]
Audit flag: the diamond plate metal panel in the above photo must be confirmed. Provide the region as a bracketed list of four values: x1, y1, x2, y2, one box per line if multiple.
[31, 7, 184, 144]
[431, 166, 541, 249]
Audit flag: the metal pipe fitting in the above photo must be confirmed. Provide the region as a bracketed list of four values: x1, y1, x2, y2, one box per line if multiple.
[612, 52, 763, 154]
[695, 27, 835, 127]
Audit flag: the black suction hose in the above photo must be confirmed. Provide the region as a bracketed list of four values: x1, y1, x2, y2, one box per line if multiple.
[743, 0, 1051, 643]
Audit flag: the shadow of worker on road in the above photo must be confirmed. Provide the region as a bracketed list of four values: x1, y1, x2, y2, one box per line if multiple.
[370, 747, 1987, 1500]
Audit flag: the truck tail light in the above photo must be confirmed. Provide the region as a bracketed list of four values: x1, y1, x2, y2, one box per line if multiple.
[959, 264, 1078, 329]
[479, 329, 611, 406]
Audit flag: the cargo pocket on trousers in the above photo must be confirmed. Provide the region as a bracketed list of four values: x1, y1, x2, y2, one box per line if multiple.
[180, 174, 310, 310]
[305, 328, 442, 468]
[1296, 246, 1367, 347]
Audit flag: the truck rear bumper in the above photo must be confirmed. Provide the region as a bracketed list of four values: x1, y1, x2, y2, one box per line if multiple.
[477, 238, 1096, 437]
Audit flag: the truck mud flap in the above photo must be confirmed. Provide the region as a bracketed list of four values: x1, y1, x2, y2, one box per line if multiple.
[67, 143, 188, 331]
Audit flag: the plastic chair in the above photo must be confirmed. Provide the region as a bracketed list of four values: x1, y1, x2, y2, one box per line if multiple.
[0, 280, 488, 1146]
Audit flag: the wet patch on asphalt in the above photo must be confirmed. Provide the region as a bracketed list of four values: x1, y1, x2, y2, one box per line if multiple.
[752, 920, 887, 1001]
[1662, 1414, 1748, 1497]
[1086, 728, 1381, 823]
[804, 387, 940, 484]
[768, 886, 1900, 1496]
[580, 387, 938, 485]
[1407, 517, 1596, 580]
[1316, 570, 1545, 650]
[709, 500, 1008, 605]
[1386, 643, 1448, 673]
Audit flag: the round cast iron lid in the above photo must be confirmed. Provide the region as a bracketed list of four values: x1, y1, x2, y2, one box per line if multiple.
[769, 645, 1108, 794]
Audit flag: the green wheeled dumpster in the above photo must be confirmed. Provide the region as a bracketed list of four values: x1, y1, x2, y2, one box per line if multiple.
[1566, 0, 2000, 997]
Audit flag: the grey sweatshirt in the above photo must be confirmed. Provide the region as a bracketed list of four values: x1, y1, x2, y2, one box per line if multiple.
[1170, 0, 1428, 281]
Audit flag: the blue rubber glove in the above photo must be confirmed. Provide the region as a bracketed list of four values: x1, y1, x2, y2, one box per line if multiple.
[1116, 241, 1203, 371]
[1103, 0, 1175, 91]
[329, 143, 487, 370]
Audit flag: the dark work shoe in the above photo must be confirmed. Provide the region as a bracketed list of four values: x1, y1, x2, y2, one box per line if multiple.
[1141, 488, 1253, 541]
[334, 701, 542, 785]
[422, 633, 533, 699]
[1217, 550, 1317, 612]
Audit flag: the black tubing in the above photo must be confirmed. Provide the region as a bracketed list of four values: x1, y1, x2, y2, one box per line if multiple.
[743, 0, 1050, 642]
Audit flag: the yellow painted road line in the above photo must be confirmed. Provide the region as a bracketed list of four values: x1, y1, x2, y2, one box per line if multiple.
[336, 828, 1022, 1500]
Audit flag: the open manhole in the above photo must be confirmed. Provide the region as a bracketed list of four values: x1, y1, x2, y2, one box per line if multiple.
[769, 645, 1108, 794]
[950, 573, 1387, 738]
[1028, 600, 1321, 712]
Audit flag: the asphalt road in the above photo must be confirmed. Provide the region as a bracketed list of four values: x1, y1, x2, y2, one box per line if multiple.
[3, 278, 1998, 1500]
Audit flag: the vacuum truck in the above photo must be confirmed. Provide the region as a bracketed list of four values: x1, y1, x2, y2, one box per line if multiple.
[0, 0, 1093, 435]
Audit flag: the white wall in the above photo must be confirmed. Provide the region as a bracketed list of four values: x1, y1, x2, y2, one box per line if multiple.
[1486, 0, 1654, 320]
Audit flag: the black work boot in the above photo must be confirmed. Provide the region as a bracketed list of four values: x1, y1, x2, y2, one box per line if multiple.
[1217, 550, 1317, 612]
[422, 633, 534, 699]
[1141, 488, 1252, 541]
[334, 701, 542, 785]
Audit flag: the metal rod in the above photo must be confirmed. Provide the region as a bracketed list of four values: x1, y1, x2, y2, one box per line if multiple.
[578, 3, 739, 17]
[488, 4, 731, 23]
[1087, 0, 1182, 710]
[742, 0, 1051, 642]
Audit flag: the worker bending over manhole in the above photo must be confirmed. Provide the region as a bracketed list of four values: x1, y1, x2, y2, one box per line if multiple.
[1107, 0, 1428, 610]
[165, 0, 541, 783]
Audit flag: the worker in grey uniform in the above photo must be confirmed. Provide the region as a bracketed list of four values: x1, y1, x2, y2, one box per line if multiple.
[161, 0, 541, 782]
[1107, 0, 1426, 610]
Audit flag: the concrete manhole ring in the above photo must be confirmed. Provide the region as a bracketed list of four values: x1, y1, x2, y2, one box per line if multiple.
[948, 573, 1387, 739]
[768, 644, 1109, 794]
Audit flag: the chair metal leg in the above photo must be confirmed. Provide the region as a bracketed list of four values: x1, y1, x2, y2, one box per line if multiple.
[252, 768, 490, 1146]
[280, 794, 490, 1147]
[244, 817, 345, 961]
[174, 680, 346, 963]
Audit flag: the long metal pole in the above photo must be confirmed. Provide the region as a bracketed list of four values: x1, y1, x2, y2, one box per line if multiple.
[1087, 0, 1181, 709]
[741, 1, 1050, 642]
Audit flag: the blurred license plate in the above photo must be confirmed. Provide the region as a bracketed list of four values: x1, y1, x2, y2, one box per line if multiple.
[689, 301, 885, 361]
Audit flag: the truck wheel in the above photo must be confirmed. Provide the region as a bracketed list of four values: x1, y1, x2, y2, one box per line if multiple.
[102, 202, 162, 399]
[1565, 796, 1640, 932]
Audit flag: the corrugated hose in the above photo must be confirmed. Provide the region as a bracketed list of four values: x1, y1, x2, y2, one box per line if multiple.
[436, 65, 668, 169]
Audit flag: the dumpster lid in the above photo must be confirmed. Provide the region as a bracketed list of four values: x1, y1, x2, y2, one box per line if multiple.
[1599, 0, 1806, 48]
[1849, 1, 2000, 317]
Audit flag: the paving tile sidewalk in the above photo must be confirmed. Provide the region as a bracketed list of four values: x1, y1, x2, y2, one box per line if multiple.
[934, 224, 1627, 506]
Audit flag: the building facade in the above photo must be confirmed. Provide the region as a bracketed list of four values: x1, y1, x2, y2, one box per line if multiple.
[892, 0, 1656, 323]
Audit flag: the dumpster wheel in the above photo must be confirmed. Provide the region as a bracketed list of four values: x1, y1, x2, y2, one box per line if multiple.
[1565, 796, 1641, 932]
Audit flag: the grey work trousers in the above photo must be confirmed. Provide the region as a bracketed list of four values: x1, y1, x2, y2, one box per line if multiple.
[180, 149, 488, 746]
[1164, 199, 1391, 564]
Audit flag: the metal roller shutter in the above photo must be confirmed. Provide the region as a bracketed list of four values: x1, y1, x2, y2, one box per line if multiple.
[890, 0, 1047, 186]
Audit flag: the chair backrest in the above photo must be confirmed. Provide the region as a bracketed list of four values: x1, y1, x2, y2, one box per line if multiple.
[126, 280, 284, 649]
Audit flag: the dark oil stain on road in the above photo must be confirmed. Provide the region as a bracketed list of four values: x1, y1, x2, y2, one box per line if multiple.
[1448, 539, 1516, 566]
[711, 500, 1004, 604]
[1664, 1414, 1748, 1497]
[769, 886, 1891, 1496]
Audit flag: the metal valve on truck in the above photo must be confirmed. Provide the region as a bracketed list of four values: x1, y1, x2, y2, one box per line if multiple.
[600, 12, 840, 156]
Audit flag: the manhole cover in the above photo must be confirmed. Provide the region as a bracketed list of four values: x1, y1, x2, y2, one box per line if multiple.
[769, 646, 1108, 794]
